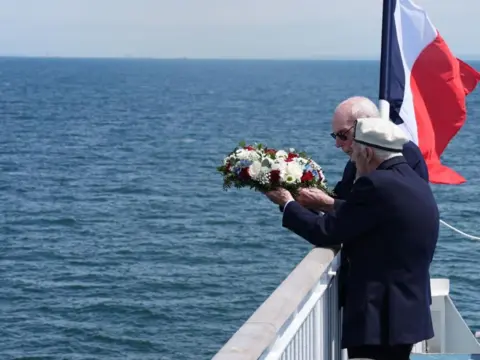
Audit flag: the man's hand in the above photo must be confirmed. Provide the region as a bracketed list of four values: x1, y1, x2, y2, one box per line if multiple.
[295, 188, 335, 212]
[265, 188, 294, 206]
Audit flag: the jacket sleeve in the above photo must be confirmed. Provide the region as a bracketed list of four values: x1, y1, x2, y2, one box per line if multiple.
[403, 141, 429, 182]
[333, 161, 357, 199]
[282, 176, 380, 247]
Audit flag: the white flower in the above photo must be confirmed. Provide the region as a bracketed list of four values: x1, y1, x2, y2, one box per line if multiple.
[275, 150, 288, 159]
[257, 171, 271, 185]
[234, 148, 250, 160]
[284, 161, 303, 183]
[248, 161, 263, 181]
[250, 151, 262, 162]
[295, 157, 309, 166]
[234, 148, 261, 162]
[272, 159, 286, 170]
[284, 174, 297, 184]
[247, 160, 273, 185]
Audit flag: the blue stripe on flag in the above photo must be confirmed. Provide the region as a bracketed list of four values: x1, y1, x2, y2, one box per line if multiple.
[379, 0, 406, 125]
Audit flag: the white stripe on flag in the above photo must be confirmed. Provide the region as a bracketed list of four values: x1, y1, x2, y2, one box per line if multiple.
[393, 0, 437, 144]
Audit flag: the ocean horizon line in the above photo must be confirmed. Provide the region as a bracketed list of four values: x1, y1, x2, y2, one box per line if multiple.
[1, 55, 480, 62]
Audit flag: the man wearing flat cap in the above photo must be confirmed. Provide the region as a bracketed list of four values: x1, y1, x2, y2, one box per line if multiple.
[265, 118, 440, 360]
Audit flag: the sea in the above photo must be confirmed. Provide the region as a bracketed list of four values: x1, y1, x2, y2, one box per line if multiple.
[1, 57, 479, 360]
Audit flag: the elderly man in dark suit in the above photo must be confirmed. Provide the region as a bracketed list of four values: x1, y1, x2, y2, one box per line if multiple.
[294, 96, 432, 321]
[264, 117, 439, 360]
[329, 96, 428, 200]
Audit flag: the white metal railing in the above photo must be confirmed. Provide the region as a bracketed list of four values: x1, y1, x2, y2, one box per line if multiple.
[262, 254, 341, 360]
[212, 248, 342, 360]
[212, 248, 480, 360]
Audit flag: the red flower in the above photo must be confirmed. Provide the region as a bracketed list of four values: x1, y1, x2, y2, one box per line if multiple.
[239, 167, 251, 180]
[225, 162, 231, 172]
[285, 153, 298, 162]
[270, 170, 281, 184]
[301, 171, 314, 182]
[245, 145, 255, 151]
[265, 149, 276, 155]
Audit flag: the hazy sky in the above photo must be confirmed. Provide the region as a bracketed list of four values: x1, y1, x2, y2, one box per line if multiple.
[0, 0, 477, 59]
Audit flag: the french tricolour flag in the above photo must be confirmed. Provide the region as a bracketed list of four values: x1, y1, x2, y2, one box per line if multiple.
[382, 0, 480, 184]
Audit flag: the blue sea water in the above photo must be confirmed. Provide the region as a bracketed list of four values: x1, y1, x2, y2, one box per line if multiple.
[0, 58, 479, 360]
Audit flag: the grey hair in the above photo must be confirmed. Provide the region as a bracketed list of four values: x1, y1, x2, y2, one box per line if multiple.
[355, 142, 402, 161]
[350, 97, 380, 120]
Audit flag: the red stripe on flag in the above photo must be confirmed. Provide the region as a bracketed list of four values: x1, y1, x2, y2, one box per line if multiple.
[409, 32, 480, 184]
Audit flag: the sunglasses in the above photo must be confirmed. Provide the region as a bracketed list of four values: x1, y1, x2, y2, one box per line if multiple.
[330, 125, 354, 141]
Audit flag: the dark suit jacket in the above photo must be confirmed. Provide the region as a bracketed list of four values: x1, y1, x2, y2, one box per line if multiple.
[334, 141, 428, 199]
[282, 156, 439, 348]
[332, 141, 431, 310]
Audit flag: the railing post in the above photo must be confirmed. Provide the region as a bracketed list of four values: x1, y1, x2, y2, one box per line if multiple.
[314, 298, 321, 359]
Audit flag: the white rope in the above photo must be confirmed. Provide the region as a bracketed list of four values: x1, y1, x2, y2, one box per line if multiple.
[440, 219, 480, 240]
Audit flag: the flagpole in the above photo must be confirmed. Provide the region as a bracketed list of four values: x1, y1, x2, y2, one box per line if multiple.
[378, 0, 395, 121]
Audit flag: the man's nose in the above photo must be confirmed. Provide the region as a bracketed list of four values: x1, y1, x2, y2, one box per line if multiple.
[335, 138, 343, 148]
